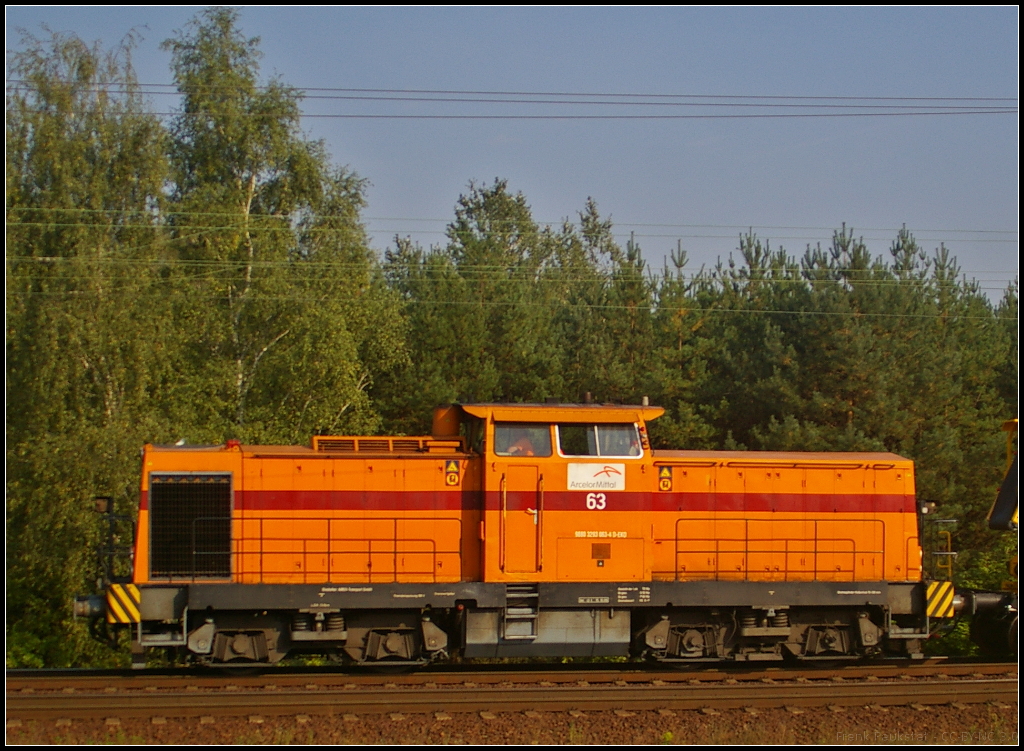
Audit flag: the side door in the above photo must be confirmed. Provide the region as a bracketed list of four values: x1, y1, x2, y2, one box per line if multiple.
[491, 422, 553, 575]
[504, 464, 541, 573]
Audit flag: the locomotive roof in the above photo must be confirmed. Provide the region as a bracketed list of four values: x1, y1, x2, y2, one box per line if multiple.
[651, 449, 911, 465]
[458, 402, 665, 423]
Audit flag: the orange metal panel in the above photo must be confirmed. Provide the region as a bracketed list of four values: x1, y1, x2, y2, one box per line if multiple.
[134, 410, 921, 592]
[232, 511, 468, 584]
[555, 537, 646, 581]
[133, 509, 149, 582]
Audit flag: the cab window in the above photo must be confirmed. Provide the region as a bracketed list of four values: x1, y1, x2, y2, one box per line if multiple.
[462, 417, 486, 454]
[494, 423, 552, 457]
[557, 423, 641, 458]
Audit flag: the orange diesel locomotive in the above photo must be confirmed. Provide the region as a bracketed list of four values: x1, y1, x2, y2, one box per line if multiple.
[85, 402, 950, 667]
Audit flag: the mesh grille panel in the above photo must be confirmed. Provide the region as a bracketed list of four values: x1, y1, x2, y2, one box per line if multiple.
[391, 439, 423, 451]
[150, 474, 231, 578]
[315, 438, 356, 452]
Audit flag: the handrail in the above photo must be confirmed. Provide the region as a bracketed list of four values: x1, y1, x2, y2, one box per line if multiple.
[160, 515, 464, 584]
[500, 473, 507, 572]
[537, 474, 544, 572]
[662, 516, 886, 582]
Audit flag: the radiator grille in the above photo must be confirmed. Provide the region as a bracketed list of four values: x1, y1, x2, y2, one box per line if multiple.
[315, 438, 356, 452]
[392, 439, 424, 451]
[149, 474, 231, 578]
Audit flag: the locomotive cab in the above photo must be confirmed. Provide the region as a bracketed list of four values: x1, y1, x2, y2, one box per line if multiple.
[462, 402, 657, 586]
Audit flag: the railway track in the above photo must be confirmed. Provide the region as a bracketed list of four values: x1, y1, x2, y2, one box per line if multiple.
[7, 662, 1017, 721]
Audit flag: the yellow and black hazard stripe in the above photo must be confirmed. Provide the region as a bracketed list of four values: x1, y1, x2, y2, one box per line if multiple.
[926, 580, 955, 619]
[106, 583, 141, 624]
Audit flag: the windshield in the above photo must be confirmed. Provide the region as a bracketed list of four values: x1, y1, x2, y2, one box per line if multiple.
[557, 423, 641, 458]
[494, 423, 552, 457]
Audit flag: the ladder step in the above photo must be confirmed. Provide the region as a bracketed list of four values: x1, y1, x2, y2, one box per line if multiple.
[504, 584, 540, 639]
[506, 607, 538, 617]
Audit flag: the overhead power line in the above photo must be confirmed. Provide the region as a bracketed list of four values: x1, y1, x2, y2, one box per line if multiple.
[8, 254, 1016, 287]
[6, 80, 1015, 119]
[6, 80, 1017, 102]
[6, 82, 1015, 109]
[6, 207, 1018, 238]
[7, 222, 1019, 253]
[5, 284, 1015, 322]
[80, 110, 1020, 121]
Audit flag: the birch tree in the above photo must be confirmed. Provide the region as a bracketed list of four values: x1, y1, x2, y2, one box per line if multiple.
[163, 8, 402, 441]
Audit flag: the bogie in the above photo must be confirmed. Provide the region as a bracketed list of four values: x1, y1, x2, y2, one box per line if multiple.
[634, 606, 889, 663]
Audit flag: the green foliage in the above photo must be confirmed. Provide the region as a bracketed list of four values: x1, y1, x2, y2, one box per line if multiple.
[162, 8, 403, 442]
[923, 618, 978, 657]
[5, 10, 402, 667]
[6, 28, 171, 667]
[376, 180, 570, 430]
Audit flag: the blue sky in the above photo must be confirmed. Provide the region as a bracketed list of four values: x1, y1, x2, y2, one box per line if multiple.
[7, 7, 1018, 296]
